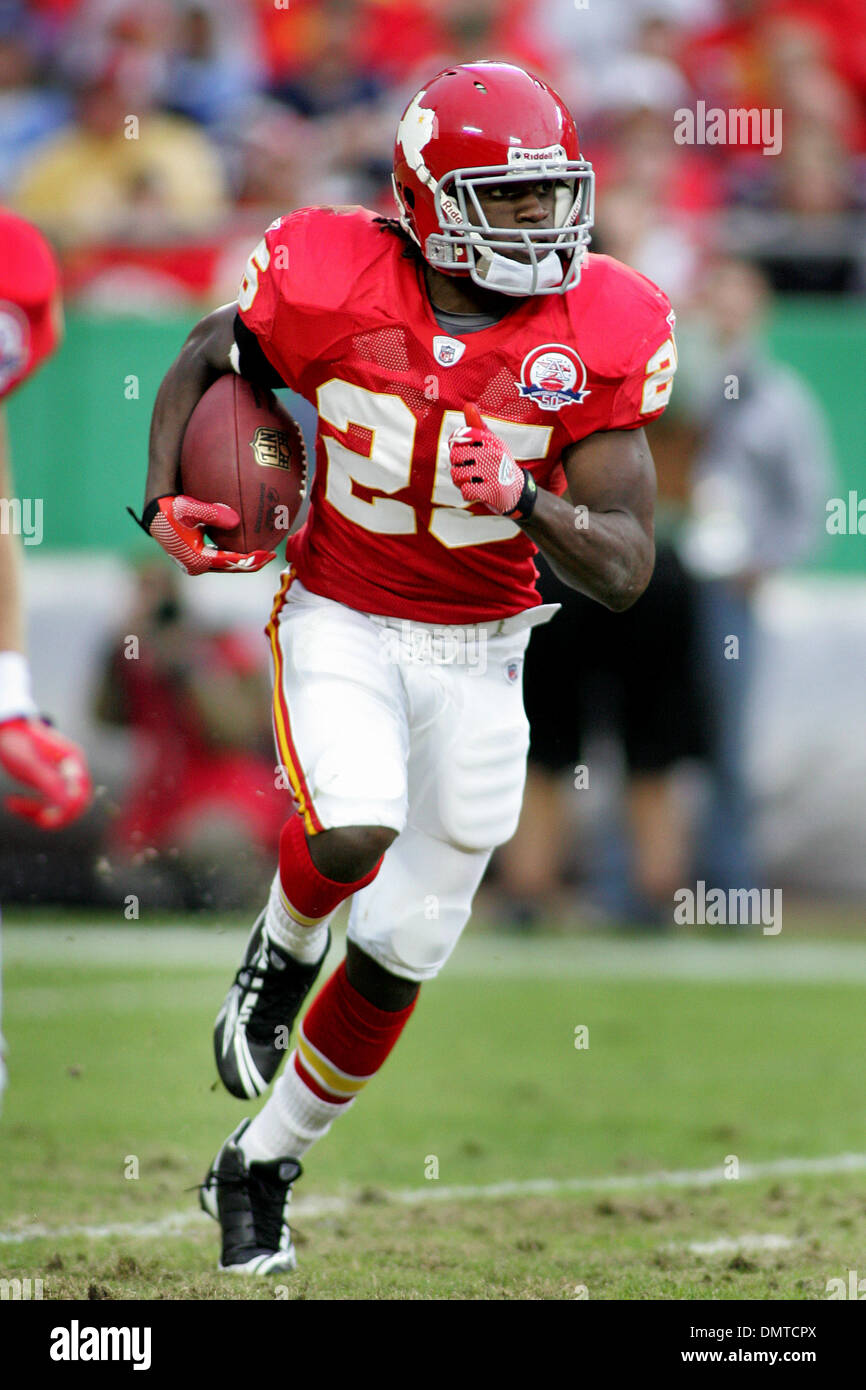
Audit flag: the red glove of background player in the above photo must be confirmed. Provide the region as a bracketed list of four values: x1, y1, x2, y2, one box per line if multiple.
[132, 495, 275, 576]
[448, 405, 534, 517]
[0, 717, 92, 829]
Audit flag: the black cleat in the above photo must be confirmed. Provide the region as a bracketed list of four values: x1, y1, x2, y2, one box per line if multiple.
[214, 910, 329, 1099]
[200, 1120, 302, 1275]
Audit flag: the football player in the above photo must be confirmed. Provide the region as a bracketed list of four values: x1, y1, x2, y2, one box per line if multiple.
[0, 209, 92, 1104]
[138, 62, 677, 1273]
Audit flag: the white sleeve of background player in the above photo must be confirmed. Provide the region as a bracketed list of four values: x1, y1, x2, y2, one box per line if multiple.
[0, 650, 38, 722]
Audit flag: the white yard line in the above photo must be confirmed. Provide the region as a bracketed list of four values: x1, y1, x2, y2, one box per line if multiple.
[2, 1151, 865, 1246]
[6, 926, 866, 983]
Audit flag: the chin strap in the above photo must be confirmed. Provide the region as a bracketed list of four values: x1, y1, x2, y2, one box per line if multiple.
[474, 248, 564, 296]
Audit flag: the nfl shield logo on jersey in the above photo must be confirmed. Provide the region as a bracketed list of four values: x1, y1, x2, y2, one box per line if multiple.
[433, 336, 466, 367]
[518, 343, 590, 411]
[504, 658, 522, 683]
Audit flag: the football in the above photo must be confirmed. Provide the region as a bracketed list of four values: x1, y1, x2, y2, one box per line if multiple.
[180, 374, 307, 553]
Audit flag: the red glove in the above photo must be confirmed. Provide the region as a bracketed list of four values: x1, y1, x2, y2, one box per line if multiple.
[448, 405, 537, 519]
[0, 717, 92, 830]
[130, 495, 276, 576]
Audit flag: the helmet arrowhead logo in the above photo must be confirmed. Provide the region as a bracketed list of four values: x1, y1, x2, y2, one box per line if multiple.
[397, 92, 436, 184]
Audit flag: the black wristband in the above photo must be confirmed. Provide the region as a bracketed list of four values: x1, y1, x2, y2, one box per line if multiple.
[127, 496, 172, 536]
[508, 470, 538, 522]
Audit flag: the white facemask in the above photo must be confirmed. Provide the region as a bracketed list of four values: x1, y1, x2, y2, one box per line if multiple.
[474, 248, 564, 296]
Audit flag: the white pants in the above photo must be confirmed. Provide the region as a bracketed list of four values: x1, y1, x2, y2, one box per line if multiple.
[267, 575, 558, 981]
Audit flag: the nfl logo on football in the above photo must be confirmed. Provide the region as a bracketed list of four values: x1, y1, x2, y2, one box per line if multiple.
[251, 426, 291, 470]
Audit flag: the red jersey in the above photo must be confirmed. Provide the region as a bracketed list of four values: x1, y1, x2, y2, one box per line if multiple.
[238, 206, 676, 623]
[0, 209, 61, 402]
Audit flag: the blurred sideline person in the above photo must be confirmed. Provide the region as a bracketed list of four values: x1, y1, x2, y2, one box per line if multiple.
[679, 257, 834, 889]
[498, 260, 834, 923]
[12, 56, 228, 249]
[497, 406, 706, 928]
[0, 208, 91, 1106]
[93, 559, 285, 910]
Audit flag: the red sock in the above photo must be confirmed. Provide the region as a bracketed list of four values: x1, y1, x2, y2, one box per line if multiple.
[294, 960, 418, 1104]
[278, 813, 382, 922]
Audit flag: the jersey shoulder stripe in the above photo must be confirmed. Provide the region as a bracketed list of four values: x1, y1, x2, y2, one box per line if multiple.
[567, 253, 675, 379]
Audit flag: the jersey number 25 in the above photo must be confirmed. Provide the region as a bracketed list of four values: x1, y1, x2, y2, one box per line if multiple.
[316, 379, 552, 550]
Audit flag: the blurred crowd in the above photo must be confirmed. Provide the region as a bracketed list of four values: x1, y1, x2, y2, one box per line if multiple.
[2, 0, 865, 306]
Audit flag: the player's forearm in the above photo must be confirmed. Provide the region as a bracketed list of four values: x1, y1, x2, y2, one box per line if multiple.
[0, 532, 25, 651]
[145, 308, 235, 505]
[0, 409, 25, 653]
[146, 347, 221, 503]
[519, 488, 654, 611]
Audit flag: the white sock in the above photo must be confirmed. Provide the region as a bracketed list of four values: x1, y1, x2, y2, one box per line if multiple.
[263, 871, 331, 966]
[239, 1051, 353, 1161]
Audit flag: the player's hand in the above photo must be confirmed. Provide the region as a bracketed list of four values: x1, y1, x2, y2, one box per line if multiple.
[0, 717, 92, 830]
[129, 495, 276, 576]
[448, 405, 535, 518]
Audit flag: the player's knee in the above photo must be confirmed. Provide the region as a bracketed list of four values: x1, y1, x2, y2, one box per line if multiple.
[346, 940, 420, 1011]
[308, 824, 397, 883]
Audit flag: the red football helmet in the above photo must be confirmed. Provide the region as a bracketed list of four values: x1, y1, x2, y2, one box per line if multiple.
[393, 61, 595, 296]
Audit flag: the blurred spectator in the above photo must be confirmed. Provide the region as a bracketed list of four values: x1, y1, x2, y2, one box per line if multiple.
[496, 408, 707, 930]
[591, 89, 723, 308]
[775, 123, 857, 217]
[594, 181, 704, 309]
[683, 2, 866, 151]
[248, 0, 469, 213]
[162, 2, 265, 128]
[678, 256, 835, 887]
[764, 11, 861, 148]
[221, 96, 333, 214]
[0, 18, 70, 195]
[54, 0, 174, 99]
[513, 0, 723, 112]
[584, 34, 722, 307]
[256, 0, 450, 93]
[268, 0, 388, 117]
[93, 560, 286, 909]
[252, 0, 395, 212]
[12, 52, 228, 247]
[729, 117, 866, 293]
[498, 254, 835, 926]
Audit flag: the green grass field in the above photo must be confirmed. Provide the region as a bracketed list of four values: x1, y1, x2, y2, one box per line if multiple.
[2, 907, 866, 1300]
